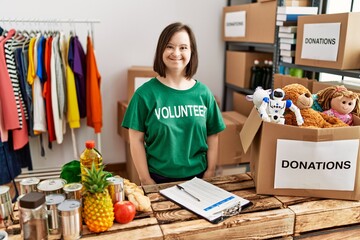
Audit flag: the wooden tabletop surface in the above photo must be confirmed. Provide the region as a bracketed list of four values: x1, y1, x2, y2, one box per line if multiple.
[2, 173, 360, 239]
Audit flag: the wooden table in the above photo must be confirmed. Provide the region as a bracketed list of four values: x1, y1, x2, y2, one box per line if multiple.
[2, 173, 360, 239]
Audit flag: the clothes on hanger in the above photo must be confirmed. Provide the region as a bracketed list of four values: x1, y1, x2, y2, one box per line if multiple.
[0, 23, 102, 186]
[70, 36, 87, 119]
[86, 36, 102, 133]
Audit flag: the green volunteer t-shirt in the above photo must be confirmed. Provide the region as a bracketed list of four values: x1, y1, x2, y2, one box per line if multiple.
[122, 78, 225, 178]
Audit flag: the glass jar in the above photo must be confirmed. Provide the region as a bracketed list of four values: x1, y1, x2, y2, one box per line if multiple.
[19, 192, 49, 240]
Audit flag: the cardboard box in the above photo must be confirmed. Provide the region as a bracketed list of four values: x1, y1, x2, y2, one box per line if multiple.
[127, 66, 157, 102]
[240, 108, 360, 200]
[219, 111, 249, 165]
[295, 12, 360, 70]
[273, 74, 314, 90]
[283, 0, 311, 6]
[226, 51, 273, 89]
[125, 142, 140, 185]
[312, 81, 360, 94]
[233, 92, 254, 117]
[117, 101, 129, 143]
[223, 1, 276, 44]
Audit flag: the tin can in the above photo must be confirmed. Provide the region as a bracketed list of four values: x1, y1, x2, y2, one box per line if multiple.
[107, 177, 124, 204]
[58, 199, 82, 240]
[20, 177, 40, 195]
[0, 230, 8, 240]
[46, 194, 65, 237]
[63, 183, 83, 202]
[37, 178, 67, 196]
[0, 186, 13, 228]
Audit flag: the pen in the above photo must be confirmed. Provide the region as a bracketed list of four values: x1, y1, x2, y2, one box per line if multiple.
[176, 184, 201, 202]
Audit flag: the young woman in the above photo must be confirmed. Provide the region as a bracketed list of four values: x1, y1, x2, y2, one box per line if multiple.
[122, 22, 225, 185]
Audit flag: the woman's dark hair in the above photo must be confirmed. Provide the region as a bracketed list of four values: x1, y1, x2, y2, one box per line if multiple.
[153, 22, 198, 79]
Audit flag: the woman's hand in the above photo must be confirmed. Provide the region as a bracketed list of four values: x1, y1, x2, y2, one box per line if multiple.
[141, 178, 156, 186]
[203, 168, 216, 179]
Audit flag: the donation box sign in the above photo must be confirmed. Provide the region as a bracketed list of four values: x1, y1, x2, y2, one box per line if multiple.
[224, 11, 246, 38]
[300, 22, 341, 61]
[274, 139, 359, 191]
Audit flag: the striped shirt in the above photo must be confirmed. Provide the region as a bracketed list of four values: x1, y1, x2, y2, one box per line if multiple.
[4, 37, 29, 127]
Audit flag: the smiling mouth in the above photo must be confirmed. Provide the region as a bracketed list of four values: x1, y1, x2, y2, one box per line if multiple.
[298, 99, 311, 108]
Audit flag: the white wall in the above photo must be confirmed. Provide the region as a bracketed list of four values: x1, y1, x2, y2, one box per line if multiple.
[0, 0, 227, 169]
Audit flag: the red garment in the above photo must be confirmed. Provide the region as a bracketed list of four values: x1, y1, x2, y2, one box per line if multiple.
[43, 37, 56, 142]
[0, 29, 28, 149]
[0, 29, 20, 134]
[12, 103, 29, 150]
[86, 36, 102, 133]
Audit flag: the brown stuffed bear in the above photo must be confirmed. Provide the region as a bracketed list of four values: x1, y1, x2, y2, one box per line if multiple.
[282, 83, 348, 128]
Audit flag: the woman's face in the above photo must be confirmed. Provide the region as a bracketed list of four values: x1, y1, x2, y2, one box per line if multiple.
[162, 30, 191, 74]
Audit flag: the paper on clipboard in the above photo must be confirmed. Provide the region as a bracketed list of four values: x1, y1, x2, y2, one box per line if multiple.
[159, 177, 251, 223]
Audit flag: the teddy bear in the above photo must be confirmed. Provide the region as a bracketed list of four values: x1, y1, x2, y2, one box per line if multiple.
[282, 83, 348, 128]
[315, 85, 360, 126]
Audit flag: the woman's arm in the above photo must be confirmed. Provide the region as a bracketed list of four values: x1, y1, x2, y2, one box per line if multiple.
[203, 133, 219, 178]
[128, 129, 156, 185]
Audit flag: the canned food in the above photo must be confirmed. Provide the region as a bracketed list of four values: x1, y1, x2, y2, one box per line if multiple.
[63, 183, 83, 201]
[37, 179, 67, 196]
[20, 177, 40, 195]
[107, 177, 124, 204]
[58, 200, 82, 240]
[46, 194, 65, 236]
[0, 186, 13, 228]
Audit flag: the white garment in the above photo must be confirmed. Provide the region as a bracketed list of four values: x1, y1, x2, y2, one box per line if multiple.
[51, 35, 64, 144]
[32, 34, 47, 132]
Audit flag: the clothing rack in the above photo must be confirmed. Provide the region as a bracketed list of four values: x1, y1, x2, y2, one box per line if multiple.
[0, 17, 102, 157]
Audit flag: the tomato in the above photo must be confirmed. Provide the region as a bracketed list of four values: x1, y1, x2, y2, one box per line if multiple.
[114, 201, 136, 224]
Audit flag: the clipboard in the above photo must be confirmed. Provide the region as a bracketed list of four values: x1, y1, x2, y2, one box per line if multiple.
[159, 177, 252, 223]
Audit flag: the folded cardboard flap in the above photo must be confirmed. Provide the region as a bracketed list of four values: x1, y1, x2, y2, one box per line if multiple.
[239, 107, 262, 154]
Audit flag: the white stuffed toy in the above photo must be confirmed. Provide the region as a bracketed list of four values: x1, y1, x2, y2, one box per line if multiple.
[246, 86, 271, 122]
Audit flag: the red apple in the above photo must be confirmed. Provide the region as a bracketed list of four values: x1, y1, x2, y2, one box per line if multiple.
[114, 201, 136, 224]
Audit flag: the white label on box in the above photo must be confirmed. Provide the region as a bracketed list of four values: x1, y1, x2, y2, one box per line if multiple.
[274, 139, 359, 191]
[224, 11, 246, 37]
[300, 22, 341, 61]
[134, 77, 150, 91]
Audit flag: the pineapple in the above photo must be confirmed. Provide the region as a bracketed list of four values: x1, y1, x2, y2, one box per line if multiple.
[82, 162, 114, 233]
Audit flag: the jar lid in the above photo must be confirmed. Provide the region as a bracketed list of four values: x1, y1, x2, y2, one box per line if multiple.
[58, 199, 81, 212]
[63, 183, 83, 192]
[20, 177, 40, 186]
[46, 194, 65, 205]
[0, 230, 8, 240]
[37, 178, 66, 192]
[20, 192, 45, 209]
